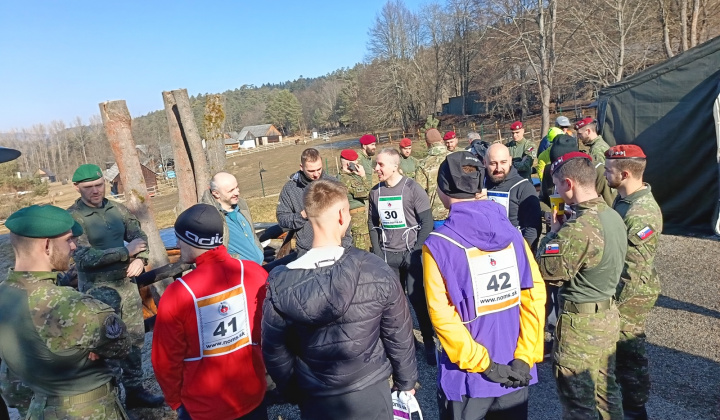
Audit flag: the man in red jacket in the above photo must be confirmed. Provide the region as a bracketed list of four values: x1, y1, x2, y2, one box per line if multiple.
[152, 203, 268, 420]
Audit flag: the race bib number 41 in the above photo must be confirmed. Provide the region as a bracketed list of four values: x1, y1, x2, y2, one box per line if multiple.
[197, 285, 252, 357]
[467, 244, 521, 316]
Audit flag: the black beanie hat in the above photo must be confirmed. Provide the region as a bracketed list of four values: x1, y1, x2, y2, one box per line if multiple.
[174, 203, 224, 249]
[437, 151, 485, 199]
[550, 134, 579, 163]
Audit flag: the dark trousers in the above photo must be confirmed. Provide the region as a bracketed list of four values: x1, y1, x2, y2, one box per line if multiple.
[438, 387, 529, 420]
[384, 249, 434, 342]
[299, 380, 393, 420]
[236, 401, 268, 420]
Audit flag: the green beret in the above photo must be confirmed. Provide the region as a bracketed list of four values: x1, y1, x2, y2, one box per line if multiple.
[71, 221, 83, 237]
[72, 164, 103, 183]
[6, 205, 75, 238]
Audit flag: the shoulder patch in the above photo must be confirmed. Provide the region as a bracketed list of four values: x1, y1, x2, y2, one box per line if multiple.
[544, 243, 560, 254]
[103, 313, 124, 339]
[636, 226, 654, 240]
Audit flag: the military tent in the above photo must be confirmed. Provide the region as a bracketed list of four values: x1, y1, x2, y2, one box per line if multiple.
[596, 36, 720, 235]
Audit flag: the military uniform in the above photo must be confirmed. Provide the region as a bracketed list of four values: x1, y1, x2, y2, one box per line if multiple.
[612, 185, 662, 410]
[67, 197, 148, 392]
[507, 137, 536, 180]
[537, 197, 627, 420]
[338, 171, 371, 251]
[417, 143, 449, 221]
[398, 154, 421, 180]
[586, 136, 611, 165]
[357, 149, 378, 186]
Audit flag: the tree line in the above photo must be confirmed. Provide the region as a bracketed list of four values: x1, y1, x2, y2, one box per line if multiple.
[0, 0, 717, 184]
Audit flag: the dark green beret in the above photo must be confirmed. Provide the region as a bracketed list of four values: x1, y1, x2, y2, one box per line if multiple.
[72, 164, 103, 183]
[6, 205, 75, 238]
[71, 220, 83, 237]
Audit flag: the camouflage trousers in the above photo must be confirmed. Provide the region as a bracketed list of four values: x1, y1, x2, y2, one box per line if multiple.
[81, 278, 145, 390]
[27, 383, 128, 420]
[615, 275, 661, 408]
[350, 209, 370, 252]
[0, 360, 32, 417]
[553, 305, 623, 420]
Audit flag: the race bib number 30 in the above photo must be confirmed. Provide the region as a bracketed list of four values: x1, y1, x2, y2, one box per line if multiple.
[467, 244, 521, 316]
[197, 285, 252, 357]
[379, 195, 407, 229]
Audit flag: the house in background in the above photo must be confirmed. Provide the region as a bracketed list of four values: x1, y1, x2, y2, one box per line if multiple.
[238, 124, 283, 145]
[104, 163, 158, 197]
[35, 168, 57, 183]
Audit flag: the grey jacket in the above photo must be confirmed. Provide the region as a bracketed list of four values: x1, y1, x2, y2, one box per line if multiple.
[200, 189, 263, 251]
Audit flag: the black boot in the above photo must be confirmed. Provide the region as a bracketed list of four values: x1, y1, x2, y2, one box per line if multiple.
[424, 340, 437, 366]
[125, 386, 165, 408]
[623, 404, 648, 420]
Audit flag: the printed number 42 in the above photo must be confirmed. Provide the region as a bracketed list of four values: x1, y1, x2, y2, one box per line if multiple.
[213, 317, 237, 337]
[487, 273, 511, 292]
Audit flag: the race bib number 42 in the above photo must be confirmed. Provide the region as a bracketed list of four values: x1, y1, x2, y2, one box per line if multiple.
[197, 285, 252, 357]
[467, 244, 521, 316]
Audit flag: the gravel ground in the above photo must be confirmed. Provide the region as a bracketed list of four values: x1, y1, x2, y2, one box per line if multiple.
[133, 233, 719, 420]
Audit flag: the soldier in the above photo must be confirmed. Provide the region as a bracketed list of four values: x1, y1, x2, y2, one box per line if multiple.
[537, 152, 627, 420]
[417, 128, 449, 228]
[398, 137, 421, 180]
[0, 205, 131, 419]
[67, 164, 164, 408]
[357, 133, 378, 185]
[443, 131, 459, 152]
[575, 117, 610, 165]
[604, 145, 663, 420]
[507, 121, 536, 181]
[337, 149, 371, 251]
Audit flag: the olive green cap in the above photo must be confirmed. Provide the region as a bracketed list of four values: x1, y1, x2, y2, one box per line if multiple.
[71, 220, 83, 237]
[6, 205, 75, 238]
[72, 164, 103, 183]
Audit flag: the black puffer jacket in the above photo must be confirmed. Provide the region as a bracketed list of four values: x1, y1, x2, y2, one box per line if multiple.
[261, 247, 418, 398]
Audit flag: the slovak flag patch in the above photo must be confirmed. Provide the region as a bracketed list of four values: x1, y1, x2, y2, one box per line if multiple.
[637, 226, 654, 240]
[545, 243, 560, 254]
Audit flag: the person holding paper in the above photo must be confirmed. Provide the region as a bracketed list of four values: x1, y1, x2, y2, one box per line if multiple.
[484, 144, 542, 253]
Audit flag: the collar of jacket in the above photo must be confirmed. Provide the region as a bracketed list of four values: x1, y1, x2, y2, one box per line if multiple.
[484, 167, 523, 190]
[75, 197, 112, 216]
[195, 245, 231, 266]
[427, 144, 448, 156]
[6, 270, 58, 284]
[586, 135, 603, 147]
[571, 196, 606, 213]
[616, 183, 652, 204]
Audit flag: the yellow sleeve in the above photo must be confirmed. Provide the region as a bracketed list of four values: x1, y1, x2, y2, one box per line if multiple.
[537, 150, 549, 181]
[514, 241, 547, 366]
[423, 245, 491, 373]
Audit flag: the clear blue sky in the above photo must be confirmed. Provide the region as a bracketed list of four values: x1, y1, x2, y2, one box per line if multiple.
[0, 0, 424, 131]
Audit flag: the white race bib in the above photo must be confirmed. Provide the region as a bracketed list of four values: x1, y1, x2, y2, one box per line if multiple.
[487, 191, 510, 216]
[467, 245, 521, 316]
[378, 195, 407, 229]
[179, 271, 252, 360]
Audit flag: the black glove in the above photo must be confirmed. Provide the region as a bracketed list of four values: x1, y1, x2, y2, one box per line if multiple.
[482, 361, 527, 388]
[508, 359, 532, 388]
[177, 404, 192, 420]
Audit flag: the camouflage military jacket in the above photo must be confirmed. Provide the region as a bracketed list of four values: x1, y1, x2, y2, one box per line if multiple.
[536, 197, 627, 303]
[0, 270, 129, 396]
[68, 198, 149, 283]
[338, 171, 369, 210]
[612, 185, 663, 286]
[507, 138, 536, 180]
[399, 155, 420, 180]
[587, 135, 611, 165]
[357, 149, 377, 186]
[418, 143, 449, 220]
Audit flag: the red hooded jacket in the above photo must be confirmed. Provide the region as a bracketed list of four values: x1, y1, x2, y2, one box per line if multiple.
[152, 245, 267, 419]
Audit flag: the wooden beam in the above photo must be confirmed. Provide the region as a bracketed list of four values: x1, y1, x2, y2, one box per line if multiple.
[162, 90, 198, 212]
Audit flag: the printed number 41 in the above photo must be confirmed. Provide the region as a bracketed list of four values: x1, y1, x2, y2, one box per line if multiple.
[213, 317, 237, 337]
[487, 273, 511, 292]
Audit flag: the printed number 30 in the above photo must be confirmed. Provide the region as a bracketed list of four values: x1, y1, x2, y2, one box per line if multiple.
[487, 273, 511, 292]
[384, 210, 398, 219]
[213, 317, 237, 337]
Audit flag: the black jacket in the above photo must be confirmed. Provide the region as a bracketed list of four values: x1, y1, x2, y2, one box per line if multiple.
[276, 171, 353, 253]
[261, 247, 418, 399]
[485, 167, 542, 252]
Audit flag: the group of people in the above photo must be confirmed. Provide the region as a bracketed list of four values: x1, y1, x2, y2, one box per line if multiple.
[0, 117, 662, 420]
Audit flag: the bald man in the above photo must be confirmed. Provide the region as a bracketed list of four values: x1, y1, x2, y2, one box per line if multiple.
[201, 172, 264, 264]
[484, 144, 542, 252]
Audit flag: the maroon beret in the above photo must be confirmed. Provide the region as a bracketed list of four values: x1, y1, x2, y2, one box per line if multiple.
[550, 151, 593, 175]
[510, 121, 523, 131]
[340, 149, 358, 161]
[606, 144, 646, 159]
[399, 138, 412, 148]
[359, 134, 376, 145]
[574, 117, 595, 130]
[443, 131, 457, 140]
